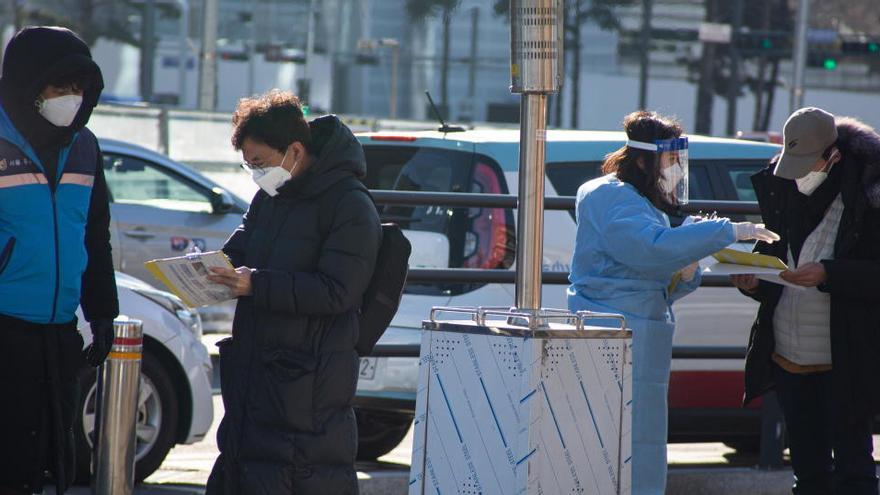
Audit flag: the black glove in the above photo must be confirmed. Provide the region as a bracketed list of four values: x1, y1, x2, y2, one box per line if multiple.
[85, 319, 114, 367]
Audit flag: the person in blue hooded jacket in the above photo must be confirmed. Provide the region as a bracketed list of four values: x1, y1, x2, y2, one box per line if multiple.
[567, 111, 779, 495]
[0, 27, 118, 495]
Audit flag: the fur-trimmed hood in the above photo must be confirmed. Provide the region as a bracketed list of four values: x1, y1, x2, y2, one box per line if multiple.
[835, 116, 880, 208]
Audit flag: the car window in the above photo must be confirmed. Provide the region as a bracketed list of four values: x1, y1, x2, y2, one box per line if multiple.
[546, 161, 712, 222]
[545, 161, 602, 197]
[103, 153, 213, 213]
[363, 145, 515, 296]
[716, 161, 767, 223]
[724, 165, 762, 202]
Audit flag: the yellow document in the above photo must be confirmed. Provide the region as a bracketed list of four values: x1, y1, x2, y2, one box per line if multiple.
[144, 250, 236, 307]
[711, 248, 788, 270]
[706, 248, 804, 289]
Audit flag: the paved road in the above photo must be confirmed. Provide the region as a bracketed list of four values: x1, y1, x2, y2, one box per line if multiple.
[62, 390, 880, 494]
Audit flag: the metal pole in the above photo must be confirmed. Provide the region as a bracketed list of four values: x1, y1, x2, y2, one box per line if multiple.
[388, 40, 400, 118]
[726, 0, 743, 136]
[510, 0, 561, 312]
[638, 0, 652, 110]
[515, 94, 548, 310]
[790, 0, 810, 113]
[300, 0, 318, 103]
[94, 318, 144, 495]
[197, 0, 219, 111]
[247, 4, 256, 97]
[466, 6, 480, 121]
[176, 0, 189, 107]
[158, 107, 170, 155]
[140, 0, 156, 102]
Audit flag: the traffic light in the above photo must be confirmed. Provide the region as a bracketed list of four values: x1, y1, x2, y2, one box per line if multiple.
[736, 30, 790, 56]
[841, 36, 880, 56]
[807, 51, 838, 70]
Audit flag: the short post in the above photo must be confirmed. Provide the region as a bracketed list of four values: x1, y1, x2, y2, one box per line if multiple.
[94, 317, 144, 495]
[757, 391, 785, 469]
[157, 107, 170, 156]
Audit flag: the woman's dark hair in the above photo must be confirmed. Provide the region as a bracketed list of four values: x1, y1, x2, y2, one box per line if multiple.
[602, 110, 683, 212]
[231, 89, 311, 152]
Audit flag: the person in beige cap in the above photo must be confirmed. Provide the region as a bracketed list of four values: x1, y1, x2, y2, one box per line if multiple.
[733, 107, 880, 494]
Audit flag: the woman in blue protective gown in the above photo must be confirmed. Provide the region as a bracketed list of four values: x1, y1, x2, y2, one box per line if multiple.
[567, 111, 779, 495]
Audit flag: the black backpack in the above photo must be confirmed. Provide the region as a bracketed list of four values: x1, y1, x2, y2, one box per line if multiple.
[356, 222, 411, 355]
[321, 178, 412, 356]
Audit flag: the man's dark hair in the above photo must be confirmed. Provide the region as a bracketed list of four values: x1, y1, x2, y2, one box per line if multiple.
[231, 89, 311, 152]
[602, 110, 683, 213]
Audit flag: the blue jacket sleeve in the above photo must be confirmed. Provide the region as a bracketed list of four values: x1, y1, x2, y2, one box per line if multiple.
[592, 189, 736, 273]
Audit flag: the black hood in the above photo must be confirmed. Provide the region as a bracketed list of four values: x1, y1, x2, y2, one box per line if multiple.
[0, 26, 104, 149]
[834, 117, 880, 209]
[279, 115, 366, 198]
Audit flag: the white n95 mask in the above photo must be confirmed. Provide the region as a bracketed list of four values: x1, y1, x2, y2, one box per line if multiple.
[250, 149, 295, 196]
[660, 163, 683, 195]
[795, 171, 828, 196]
[38, 94, 82, 127]
[796, 151, 838, 196]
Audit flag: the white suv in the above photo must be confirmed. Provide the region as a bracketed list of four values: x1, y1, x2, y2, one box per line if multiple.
[352, 129, 780, 459]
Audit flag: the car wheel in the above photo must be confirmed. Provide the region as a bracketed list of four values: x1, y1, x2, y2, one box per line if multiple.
[355, 409, 413, 460]
[74, 351, 179, 483]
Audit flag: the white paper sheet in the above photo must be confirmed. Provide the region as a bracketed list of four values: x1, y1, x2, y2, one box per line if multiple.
[144, 250, 236, 307]
[703, 262, 806, 290]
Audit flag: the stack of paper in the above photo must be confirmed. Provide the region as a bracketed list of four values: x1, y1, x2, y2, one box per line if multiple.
[705, 248, 803, 289]
[144, 250, 236, 307]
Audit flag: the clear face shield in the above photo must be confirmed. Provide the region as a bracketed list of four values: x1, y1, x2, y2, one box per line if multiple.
[627, 137, 690, 205]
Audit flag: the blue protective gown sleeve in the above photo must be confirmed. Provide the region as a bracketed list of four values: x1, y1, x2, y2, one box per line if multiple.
[593, 190, 736, 274]
[669, 267, 702, 302]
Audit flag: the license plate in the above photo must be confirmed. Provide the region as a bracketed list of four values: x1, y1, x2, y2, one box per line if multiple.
[359, 357, 377, 381]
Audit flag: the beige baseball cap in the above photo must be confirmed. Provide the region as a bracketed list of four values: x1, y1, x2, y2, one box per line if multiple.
[773, 107, 838, 179]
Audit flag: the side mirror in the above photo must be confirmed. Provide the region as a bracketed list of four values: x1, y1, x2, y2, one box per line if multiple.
[210, 187, 235, 214]
[403, 229, 451, 268]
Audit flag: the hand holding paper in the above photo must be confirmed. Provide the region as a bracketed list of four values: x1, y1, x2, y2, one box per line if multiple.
[144, 250, 237, 307]
[779, 262, 827, 287]
[207, 266, 255, 297]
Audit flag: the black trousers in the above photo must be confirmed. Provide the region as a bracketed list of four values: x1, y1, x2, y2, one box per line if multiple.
[774, 363, 879, 495]
[0, 315, 84, 494]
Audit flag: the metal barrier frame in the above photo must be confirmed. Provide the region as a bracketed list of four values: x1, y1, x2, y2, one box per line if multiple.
[367, 190, 785, 469]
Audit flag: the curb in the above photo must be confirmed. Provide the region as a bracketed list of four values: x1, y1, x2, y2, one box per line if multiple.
[668, 467, 793, 495]
[61, 466, 794, 494]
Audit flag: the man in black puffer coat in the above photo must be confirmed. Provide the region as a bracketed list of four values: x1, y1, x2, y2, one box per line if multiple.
[734, 109, 880, 494]
[206, 90, 381, 494]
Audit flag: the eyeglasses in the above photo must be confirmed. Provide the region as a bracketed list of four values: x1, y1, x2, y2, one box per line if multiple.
[240, 161, 267, 172]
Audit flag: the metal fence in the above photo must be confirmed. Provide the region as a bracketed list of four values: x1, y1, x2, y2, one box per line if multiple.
[372, 190, 761, 288]
[368, 189, 785, 469]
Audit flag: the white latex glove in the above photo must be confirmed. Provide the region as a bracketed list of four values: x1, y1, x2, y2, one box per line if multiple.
[680, 261, 700, 282]
[733, 222, 781, 243]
